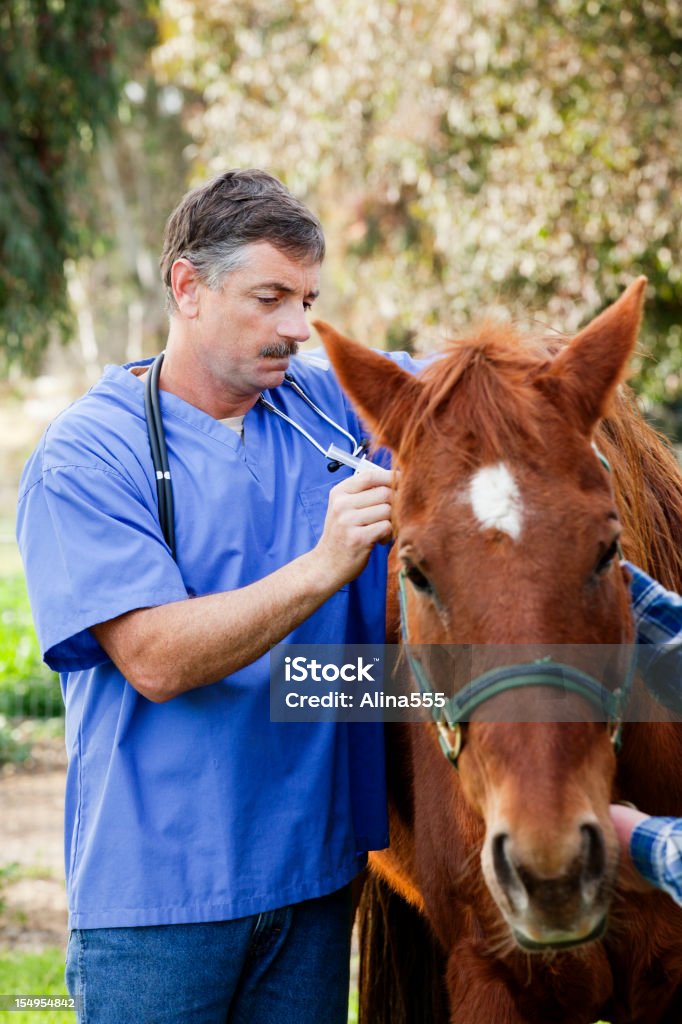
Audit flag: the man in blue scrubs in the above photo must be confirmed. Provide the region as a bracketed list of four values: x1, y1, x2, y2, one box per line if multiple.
[17, 170, 407, 1023]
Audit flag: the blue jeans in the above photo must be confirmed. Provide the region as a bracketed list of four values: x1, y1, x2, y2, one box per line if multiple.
[65, 885, 352, 1024]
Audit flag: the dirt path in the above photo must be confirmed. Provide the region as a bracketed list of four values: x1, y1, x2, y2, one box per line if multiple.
[0, 742, 68, 952]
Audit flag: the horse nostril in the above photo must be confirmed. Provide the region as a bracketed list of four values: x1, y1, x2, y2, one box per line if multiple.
[493, 832, 514, 890]
[491, 833, 529, 914]
[580, 823, 606, 886]
[492, 832, 528, 912]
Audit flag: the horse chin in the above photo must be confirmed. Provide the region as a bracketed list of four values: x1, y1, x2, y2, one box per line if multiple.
[511, 916, 607, 953]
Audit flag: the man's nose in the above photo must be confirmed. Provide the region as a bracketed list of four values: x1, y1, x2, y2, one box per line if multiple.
[276, 311, 311, 342]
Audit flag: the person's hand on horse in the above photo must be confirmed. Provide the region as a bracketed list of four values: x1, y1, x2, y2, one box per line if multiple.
[609, 803, 654, 894]
[314, 465, 395, 587]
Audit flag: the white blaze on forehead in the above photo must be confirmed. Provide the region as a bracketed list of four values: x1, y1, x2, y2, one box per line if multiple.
[468, 463, 524, 540]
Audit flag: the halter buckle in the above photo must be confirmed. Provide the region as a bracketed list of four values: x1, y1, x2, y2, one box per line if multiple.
[436, 720, 462, 766]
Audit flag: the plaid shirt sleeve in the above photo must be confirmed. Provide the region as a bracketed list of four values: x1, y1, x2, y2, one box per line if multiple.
[631, 817, 682, 906]
[624, 561, 682, 713]
[626, 561, 682, 644]
[624, 571, 682, 902]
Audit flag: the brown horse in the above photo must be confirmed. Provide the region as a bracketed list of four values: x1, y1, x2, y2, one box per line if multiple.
[314, 278, 682, 1024]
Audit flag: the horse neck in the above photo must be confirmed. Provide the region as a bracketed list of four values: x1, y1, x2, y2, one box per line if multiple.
[618, 719, 682, 813]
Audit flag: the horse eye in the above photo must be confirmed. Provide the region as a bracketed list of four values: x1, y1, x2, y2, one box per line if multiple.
[595, 539, 619, 577]
[405, 564, 433, 593]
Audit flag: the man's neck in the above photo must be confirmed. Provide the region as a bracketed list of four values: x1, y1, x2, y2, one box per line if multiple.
[142, 329, 261, 419]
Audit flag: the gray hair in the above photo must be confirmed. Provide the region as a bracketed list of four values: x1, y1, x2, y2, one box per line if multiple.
[160, 169, 325, 313]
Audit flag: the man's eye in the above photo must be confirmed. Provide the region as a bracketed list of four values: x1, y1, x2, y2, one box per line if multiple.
[303, 302, 313, 312]
[257, 296, 278, 305]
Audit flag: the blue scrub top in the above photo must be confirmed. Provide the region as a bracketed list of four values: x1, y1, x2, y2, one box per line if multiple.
[17, 351, 416, 929]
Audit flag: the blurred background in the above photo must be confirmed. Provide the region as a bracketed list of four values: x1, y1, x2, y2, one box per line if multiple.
[0, 0, 680, 1017]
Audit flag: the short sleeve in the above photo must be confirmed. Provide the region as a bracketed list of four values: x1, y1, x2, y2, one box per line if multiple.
[17, 458, 187, 672]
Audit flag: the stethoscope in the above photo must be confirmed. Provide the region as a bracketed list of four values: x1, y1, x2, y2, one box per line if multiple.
[144, 351, 370, 560]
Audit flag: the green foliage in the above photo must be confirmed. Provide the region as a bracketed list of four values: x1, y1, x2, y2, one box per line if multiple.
[0, 575, 60, 719]
[3, 0, 681, 410]
[0, 947, 72, 1023]
[0, 0, 159, 372]
[155, 0, 682, 406]
[0, 862, 21, 914]
[0, 718, 32, 767]
[347, 985, 358, 1024]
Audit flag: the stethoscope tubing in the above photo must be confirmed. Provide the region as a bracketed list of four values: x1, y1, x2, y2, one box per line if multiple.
[144, 352, 177, 560]
[282, 374, 361, 454]
[144, 352, 362, 561]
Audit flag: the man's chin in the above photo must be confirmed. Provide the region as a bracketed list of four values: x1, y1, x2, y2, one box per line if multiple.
[258, 363, 288, 389]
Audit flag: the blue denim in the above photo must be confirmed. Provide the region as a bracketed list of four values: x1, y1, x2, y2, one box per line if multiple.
[65, 885, 352, 1024]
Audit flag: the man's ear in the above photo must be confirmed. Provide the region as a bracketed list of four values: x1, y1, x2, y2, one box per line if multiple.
[536, 277, 647, 436]
[313, 320, 423, 451]
[171, 258, 201, 317]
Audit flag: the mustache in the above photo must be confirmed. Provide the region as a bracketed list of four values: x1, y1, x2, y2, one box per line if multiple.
[259, 341, 299, 359]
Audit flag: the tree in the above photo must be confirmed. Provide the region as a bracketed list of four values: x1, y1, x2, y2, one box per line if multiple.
[154, 0, 682, 406]
[0, 0, 158, 372]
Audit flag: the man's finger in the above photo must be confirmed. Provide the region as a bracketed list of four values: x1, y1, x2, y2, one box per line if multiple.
[339, 485, 393, 511]
[337, 466, 394, 492]
[352, 503, 393, 527]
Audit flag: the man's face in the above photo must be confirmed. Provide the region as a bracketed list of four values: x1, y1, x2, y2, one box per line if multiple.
[189, 241, 321, 401]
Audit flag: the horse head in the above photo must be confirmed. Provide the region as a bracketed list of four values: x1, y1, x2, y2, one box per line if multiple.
[315, 277, 647, 952]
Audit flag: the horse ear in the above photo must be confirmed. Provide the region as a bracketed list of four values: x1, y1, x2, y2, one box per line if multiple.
[541, 277, 647, 435]
[313, 320, 423, 451]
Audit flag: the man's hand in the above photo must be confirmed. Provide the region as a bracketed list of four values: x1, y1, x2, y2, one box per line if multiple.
[91, 464, 395, 702]
[313, 466, 394, 588]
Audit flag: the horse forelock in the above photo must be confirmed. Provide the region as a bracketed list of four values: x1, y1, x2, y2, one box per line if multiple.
[389, 323, 556, 471]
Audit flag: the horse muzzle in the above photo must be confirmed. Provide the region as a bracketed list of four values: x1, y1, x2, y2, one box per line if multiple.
[483, 822, 614, 952]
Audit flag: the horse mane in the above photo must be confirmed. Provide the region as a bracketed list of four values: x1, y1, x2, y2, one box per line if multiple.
[597, 390, 682, 592]
[384, 321, 682, 590]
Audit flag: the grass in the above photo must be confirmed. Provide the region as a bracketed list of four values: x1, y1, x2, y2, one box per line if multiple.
[0, 574, 60, 718]
[0, 947, 72, 1022]
[0, 570, 63, 763]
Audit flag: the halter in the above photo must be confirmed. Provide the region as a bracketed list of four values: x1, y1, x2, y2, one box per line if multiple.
[397, 569, 636, 771]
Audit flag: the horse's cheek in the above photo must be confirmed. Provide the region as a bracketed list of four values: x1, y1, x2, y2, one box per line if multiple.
[456, 741, 489, 821]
